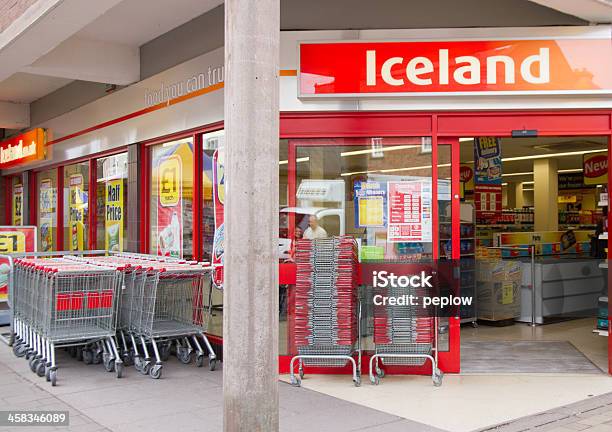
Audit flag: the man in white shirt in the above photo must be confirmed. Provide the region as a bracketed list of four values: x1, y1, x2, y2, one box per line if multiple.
[303, 215, 328, 240]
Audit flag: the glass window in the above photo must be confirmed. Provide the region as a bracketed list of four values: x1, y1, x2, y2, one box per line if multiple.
[96, 153, 128, 251]
[37, 169, 58, 252]
[201, 130, 224, 262]
[11, 177, 24, 226]
[63, 163, 89, 251]
[149, 138, 194, 259]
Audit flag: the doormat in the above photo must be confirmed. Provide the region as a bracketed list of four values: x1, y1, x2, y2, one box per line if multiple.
[461, 340, 602, 374]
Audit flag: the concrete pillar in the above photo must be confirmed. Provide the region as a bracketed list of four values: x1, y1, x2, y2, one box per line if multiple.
[224, 0, 280, 430]
[514, 182, 525, 208]
[534, 158, 558, 231]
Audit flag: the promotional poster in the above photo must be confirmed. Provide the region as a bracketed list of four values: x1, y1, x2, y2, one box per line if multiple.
[0, 226, 37, 302]
[156, 155, 183, 258]
[353, 180, 387, 228]
[212, 149, 225, 289]
[68, 174, 86, 251]
[105, 179, 124, 252]
[474, 137, 503, 223]
[387, 180, 432, 243]
[39, 179, 55, 252]
[12, 184, 23, 226]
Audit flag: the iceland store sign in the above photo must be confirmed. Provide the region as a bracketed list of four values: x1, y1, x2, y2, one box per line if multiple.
[298, 38, 612, 97]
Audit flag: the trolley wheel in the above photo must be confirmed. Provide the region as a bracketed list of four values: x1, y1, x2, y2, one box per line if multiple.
[103, 355, 115, 373]
[353, 376, 361, 387]
[209, 358, 217, 371]
[36, 362, 46, 378]
[140, 360, 152, 376]
[160, 344, 171, 362]
[370, 375, 380, 385]
[433, 368, 444, 387]
[115, 362, 124, 379]
[49, 370, 57, 387]
[25, 350, 33, 360]
[29, 356, 39, 373]
[122, 349, 134, 367]
[149, 364, 163, 380]
[376, 367, 385, 378]
[290, 374, 301, 387]
[471, 321, 479, 328]
[93, 351, 103, 365]
[82, 350, 94, 365]
[195, 354, 204, 368]
[177, 349, 192, 365]
[13, 343, 26, 358]
[45, 367, 51, 382]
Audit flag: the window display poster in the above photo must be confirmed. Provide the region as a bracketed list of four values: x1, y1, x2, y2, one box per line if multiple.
[583, 152, 608, 185]
[0, 226, 36, 301]
[474, 137, 502, 185]
[353, 180, 386, 228]
[105, 179, 124, 252]
[212, 149, 224, 289]
[387, 181, 432, 243]
[68, 174, 86, 251]
[39, 180, 55, 252]
[474, 184, 502, 223]
[460, 165, 474, 198]
[12, 184, 23, 226]
[157, 155, 183, 258]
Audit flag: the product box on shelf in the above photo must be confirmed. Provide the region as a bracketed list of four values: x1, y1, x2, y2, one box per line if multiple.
[476, 259, 522, 322]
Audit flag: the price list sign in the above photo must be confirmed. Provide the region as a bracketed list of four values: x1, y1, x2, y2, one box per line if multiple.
[387, 181, 432, 243]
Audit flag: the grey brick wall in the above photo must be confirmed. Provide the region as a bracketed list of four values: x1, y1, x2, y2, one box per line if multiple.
[0, 0, 38, 34]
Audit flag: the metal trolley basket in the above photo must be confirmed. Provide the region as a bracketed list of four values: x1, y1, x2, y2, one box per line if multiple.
[370, 281, 444, 386]
[11, 257, 121, 386]
[72, 253, 218, 379]
[290, 236, 361, 387]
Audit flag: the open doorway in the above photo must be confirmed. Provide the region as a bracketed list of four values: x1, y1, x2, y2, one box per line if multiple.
[459, 135, 608, 373]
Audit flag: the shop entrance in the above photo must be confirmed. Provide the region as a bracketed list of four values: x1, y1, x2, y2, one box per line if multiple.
[457, 135, 609, 374]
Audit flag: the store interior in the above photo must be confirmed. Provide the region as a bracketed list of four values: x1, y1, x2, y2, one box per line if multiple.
[274, 135, 609, 373]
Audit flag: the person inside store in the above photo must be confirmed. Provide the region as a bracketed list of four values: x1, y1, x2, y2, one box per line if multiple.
[303, 215, 328, 240]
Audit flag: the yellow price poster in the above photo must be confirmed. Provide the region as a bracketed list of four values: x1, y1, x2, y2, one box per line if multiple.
[105, 179, 124, 252]
[12, 184, 23, 226]
[159, 156, 182, 207]
[0, 226, 37, 301]
[353, 180, 387, 228]
[502, 281, 514, 305]
[68, 174, 85, 251]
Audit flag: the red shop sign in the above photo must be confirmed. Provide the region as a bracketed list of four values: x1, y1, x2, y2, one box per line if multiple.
[0, 128, 46, 169]
[299, 39, 612, 97]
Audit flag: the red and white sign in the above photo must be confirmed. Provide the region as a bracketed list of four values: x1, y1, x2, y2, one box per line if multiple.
[583, 152, 608, 185]
[299, 39, 612, 97]
[0, 129, 46, 169]
[212, 149, 224, 289]
[0, 226, 37, 301]
[475, 184, 502, 224]
[387, 181, 432, 243]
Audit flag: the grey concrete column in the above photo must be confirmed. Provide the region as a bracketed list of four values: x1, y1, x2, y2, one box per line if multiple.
[223, 0, 280, 430]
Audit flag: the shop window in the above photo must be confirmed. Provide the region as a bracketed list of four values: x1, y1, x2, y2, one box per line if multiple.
[63, 163, 89, 251]
[201, 130, 224, 262]
[96, 153, 128, 251]
[149, 138, 194, 260]
[37, 169, 58, 252]
[11, 177, 24, 226]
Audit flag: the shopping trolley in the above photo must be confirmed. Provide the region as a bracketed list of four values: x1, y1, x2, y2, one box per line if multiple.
[10, 257, 121, 386]
[290, 236, 361, 387]
[71, 253, 218, 379]
[369, 276, 444, 386]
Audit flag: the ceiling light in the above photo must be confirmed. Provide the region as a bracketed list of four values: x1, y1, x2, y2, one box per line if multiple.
[502, 149, 603, 162]
[279, 157, 309, 165]
[340, 145, 419, 157]
[502, 172, 533, 177]
[522, 188, 534, 191]
[522, 181, 534, 185]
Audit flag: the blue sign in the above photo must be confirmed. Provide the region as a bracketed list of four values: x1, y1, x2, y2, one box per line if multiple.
[474, 137, 502, 185]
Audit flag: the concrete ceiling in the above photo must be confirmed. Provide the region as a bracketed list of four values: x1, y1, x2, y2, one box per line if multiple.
[0, 72, 72, 104]
[527, 0, 612, 23]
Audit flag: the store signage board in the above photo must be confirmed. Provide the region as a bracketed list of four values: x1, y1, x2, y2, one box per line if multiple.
[353, 180, 387, 228]
[156, 154, 183, 258]
[299, 39, 612, 97]
[583, 152, 608, 185]
[0, 129, 46, 169]
[387, 180, 432, 243]
[0, 226, 37, 302]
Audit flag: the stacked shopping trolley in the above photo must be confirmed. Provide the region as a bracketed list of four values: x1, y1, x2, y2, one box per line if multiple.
[370, 267, 443, 386]
[291, 236, 361, 387]
[11, 257, 121, 386]
[8, 253, 217, 385]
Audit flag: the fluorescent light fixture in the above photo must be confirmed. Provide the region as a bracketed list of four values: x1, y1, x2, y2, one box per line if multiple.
[522, 188, 534, 191]
[459, 138, 473, 142]
[522, 181, 534, 185]
[279, 157, 309, 165]
[341, 163, 449, 177]
[558, 168, 583, 173]
[502, 149, 603, 162]
[340, 145, 419, 157]
[502, 182, 508, 186]
[503, 171, 533, 177]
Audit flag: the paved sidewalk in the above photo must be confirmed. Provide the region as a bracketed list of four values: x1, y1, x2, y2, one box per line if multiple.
[478, 393, 612, 432]
[0, 344, 442, 432]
